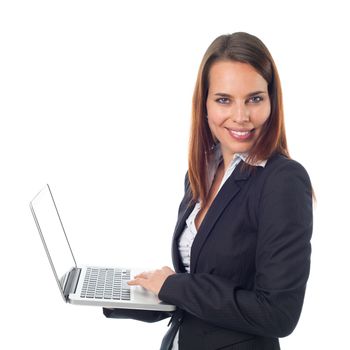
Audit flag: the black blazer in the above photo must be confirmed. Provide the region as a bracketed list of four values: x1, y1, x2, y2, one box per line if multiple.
[104, 153, 313, 350]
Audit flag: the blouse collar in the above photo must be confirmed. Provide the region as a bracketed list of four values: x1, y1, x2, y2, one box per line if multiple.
[212, 144, 267, 169]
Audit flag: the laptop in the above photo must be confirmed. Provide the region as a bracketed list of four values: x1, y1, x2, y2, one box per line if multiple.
[30, 184, 175, 312]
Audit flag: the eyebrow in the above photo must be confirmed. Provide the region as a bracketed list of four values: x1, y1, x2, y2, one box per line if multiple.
[214, 91, 267, 98]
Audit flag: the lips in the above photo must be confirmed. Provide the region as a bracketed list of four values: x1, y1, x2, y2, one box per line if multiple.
[226, 128, 255, 141]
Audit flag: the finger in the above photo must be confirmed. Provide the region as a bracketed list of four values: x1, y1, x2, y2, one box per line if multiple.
[127, 278, 143, 286]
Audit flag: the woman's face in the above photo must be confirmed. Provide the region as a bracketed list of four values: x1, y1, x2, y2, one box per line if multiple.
[206, 60, 271, 166]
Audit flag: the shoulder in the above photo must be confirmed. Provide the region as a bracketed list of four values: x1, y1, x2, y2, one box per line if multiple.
[248, 153, 312, 205]
[184, 171, 191, 192]
[266, 153, 308, 172]
[254, 154, 313, 207]
[176, 172, 194, 215]
[263, 153, 311, 184]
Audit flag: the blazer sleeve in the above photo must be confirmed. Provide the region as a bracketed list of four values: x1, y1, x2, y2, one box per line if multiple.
[158, 160, 313, 338]
[103, 308, 172, 323]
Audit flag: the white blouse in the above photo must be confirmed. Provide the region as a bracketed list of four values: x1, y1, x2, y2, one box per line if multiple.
[171, 152, 266, 349]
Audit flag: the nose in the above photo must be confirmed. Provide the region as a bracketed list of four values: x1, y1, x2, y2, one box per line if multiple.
[231, 102, 250, 124]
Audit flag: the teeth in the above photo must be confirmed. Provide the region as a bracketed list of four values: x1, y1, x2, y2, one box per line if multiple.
[231, 130, 250, 136]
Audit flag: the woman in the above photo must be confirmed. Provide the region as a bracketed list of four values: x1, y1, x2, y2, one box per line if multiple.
[104, 32, 313, 350]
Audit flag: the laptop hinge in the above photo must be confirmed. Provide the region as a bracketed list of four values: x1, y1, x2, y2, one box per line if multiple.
[63, 268, 81, 300]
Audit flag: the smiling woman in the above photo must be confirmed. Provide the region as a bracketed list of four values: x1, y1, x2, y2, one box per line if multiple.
[104, 32, 313, 350]
[206, 61, 271, 169]
[189, 32, 289, 207]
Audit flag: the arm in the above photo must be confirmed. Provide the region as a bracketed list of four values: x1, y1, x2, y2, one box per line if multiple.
[103, 308, 172, 323]
[103, 268, 174, 321]
[102, 175, 191, 323]
[158, 161, 313, 337]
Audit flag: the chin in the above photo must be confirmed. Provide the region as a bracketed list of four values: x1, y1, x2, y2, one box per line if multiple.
[228, 145, 253, 155]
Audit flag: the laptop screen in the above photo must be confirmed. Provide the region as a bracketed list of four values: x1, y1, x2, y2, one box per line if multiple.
[30, 185, 77, 299]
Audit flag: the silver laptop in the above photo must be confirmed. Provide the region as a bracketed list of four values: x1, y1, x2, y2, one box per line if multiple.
[30, 184, 175, 312]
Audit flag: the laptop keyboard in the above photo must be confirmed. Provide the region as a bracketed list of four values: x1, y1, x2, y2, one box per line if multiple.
[80, 267, 131, 301]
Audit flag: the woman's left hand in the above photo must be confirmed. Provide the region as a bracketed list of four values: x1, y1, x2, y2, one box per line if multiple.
[127, 266, 175, 295]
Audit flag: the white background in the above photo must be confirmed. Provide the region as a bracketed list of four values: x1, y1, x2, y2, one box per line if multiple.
[1, 0, 349, 349]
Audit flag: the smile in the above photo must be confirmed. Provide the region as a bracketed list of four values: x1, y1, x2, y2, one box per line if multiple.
[226, 128, 255, 141]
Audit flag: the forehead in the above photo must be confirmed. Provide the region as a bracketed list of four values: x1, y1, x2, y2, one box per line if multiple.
[208, 60, 268, 93]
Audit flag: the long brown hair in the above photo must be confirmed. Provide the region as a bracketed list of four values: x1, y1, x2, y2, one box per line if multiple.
[188, 32, 289, 206]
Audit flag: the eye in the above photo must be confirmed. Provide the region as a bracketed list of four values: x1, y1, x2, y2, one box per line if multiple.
[215, 97, 230, 104]
[248, 95, 264, 104]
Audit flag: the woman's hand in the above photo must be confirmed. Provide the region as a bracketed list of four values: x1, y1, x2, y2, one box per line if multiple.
[127, 266, 175, 295]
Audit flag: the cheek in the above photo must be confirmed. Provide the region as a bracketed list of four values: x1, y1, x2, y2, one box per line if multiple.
[207, 103, 228, 127]
[263, 102, 271, 121]
[208, 114, 225, 128]
[252, 103, 271, 127]
[207, 114, 227, 140]
[264, 99, 271, 119]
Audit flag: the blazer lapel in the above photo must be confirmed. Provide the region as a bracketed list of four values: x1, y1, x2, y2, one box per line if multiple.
[190, 163, 252, 273]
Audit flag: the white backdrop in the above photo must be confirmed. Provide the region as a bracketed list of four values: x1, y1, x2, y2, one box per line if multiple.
[1, 1, 349, 349]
